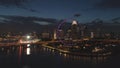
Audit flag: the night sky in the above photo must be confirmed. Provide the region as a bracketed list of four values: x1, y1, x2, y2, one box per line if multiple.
[0, 0, 120, 23]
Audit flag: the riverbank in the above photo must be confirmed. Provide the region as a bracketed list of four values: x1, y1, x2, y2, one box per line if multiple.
[41, 44, 112, 57]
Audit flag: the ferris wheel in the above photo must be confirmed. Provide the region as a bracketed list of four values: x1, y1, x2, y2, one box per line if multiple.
[56, 14, 80, 45]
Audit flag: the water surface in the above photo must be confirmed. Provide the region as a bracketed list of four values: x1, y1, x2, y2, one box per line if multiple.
[0, 44, 120, 68]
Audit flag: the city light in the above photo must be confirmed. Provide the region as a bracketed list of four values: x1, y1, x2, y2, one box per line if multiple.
[19, 35, 40, 44]
[26, 48, 31, 55]
[0, 0, 119, 67]
[27, 44, 30, 47]
[27, 35, 30, 39]
[72, 20, 78, 25]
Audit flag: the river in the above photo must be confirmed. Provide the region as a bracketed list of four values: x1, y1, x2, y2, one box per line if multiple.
[0, 44, 120, 68]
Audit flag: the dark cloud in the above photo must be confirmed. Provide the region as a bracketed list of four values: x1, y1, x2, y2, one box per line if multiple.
[0, 0, 27, 6]
[95, 0, 120, 9]
[0, 0, 39, 13]
[17, 5, 40, 13]
[111, 17, 120, 21]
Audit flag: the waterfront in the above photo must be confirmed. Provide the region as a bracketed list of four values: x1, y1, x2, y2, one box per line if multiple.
[0, 0, 120, 68]
[0, 44, 120, 68]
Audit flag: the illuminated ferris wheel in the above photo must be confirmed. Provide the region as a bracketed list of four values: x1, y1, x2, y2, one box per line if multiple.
[55, 14, 81, 45]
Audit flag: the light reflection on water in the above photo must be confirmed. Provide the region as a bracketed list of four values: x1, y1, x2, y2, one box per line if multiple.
[0, 44, 111, 68]
[40, 45, 109, 64]
[26, 44, 31, 55]
[26, 48, 31, 55]
[57, 52, 108, 64]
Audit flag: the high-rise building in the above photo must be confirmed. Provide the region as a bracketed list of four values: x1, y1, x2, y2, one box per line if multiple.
[53, 30, 57, 40]
[42, 32, 50, 39]
[91, 32, 94, 38]
[57, 29, 64, 40]
[70, 20, 80, 40]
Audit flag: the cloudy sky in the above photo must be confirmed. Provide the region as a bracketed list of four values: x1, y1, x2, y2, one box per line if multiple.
[0, 0, 120, 23]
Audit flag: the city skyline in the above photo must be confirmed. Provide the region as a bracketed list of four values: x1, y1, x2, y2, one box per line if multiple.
[0, 0, 120, 23]
[0, 1, 120, 68]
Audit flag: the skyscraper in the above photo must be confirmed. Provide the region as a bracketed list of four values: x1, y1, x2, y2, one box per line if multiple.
[70, 20, 80, 40]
